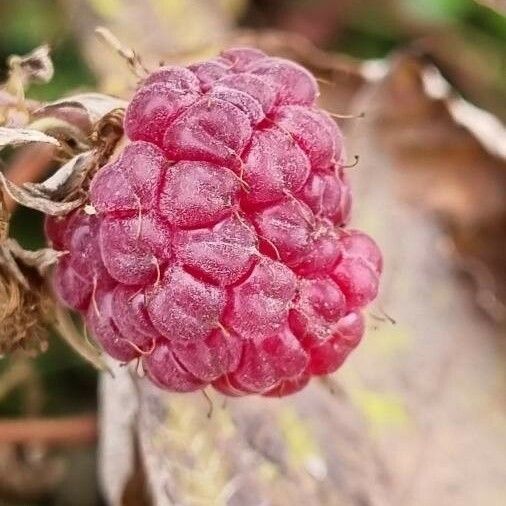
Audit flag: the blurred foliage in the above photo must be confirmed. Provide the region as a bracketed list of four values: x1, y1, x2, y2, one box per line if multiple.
[246, 0, 506, 56]
[245, 0, 506, 117]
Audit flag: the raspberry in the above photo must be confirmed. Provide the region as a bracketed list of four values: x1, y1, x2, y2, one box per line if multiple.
[157, 160, 240, 228]
[147, 266, 226, 343]
[242, 126, 310, 206]
[298, 171, 350, 225]
[47, 48, 382, 397]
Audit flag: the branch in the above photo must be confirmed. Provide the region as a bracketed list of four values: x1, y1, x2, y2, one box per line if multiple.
[0, 414, 98, 446]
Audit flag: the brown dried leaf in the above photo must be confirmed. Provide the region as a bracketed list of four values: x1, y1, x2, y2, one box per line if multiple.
[359, 53, 506, 317]
[23, 151, 93, 201]
[0, 127, 59, 150]
[0, 172, 84, 216]
[36, 93, 127, 126]
[52, 303, 108, 372]
[0, 244, 30, 289]
[0, 242, 53, 355]
[6, 239, 64, 276]
[7, 45, 54, 86]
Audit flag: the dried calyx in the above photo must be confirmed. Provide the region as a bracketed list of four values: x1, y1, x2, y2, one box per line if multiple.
[0, 189, 54, 355]
[0, 45, 125, 365]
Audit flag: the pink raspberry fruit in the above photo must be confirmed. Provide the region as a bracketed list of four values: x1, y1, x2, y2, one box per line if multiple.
[46, 47, 382, 397]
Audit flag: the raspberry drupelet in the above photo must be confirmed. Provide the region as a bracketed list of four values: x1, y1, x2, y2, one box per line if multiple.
[46, 47, 382, 397]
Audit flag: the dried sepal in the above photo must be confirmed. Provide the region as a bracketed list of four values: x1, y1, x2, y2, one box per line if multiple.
[23, 151, 94, 202]
[0, 184, 8, 241]
[0, 171, 84, 216]
[7, 45, 54, 88]
[0, 103, 125, 216]
[36, 93, 127, 126]
[29, 95, 126, 163]
[27, 116, 91, 158]
[90, 108, 125, 168]
[0, 247, 54, 356]
[0, 126, 59, 151]
[0, 275, 50, 355]
[0, 144, 96, 217]
[6, 239, 65, 276]
[52, 303, 109, 372]
[0, 46, 53, 128]
[0, 243, 30, 289]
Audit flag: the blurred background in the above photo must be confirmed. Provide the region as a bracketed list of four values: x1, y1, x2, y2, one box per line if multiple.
[0, 1, 505, 505]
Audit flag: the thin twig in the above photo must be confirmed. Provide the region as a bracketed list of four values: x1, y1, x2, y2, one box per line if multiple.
[0, 414, 97, 446]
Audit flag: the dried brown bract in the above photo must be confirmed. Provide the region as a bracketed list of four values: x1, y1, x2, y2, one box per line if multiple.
[0, 268, 51, 356]
[0, 190, 53, 355]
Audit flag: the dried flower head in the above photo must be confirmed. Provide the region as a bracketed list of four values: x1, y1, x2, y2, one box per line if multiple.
[0, 268, 51, 355]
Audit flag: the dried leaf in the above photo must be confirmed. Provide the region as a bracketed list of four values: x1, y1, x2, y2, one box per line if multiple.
[362, 53, 506, 316]
[0, 172, 84, 216]
[23, 151, 93, 201]
[0, 186, 9, 241]
[99, 359, 138, 506]
[52, 303, 108, 372]
[0, 243, 53, 355]
[7, 45, 54, 85]
[37, 93, 127, 125]
[0, 244, 29, 289]
[6, 239, 64, 276]
[0, 127, 59, 150]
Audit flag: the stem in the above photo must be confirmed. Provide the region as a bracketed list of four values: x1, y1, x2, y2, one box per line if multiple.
[0, 414, 97, 446]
